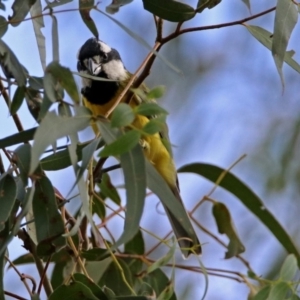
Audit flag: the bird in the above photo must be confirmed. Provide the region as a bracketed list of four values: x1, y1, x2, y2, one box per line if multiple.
[77, 37, 201, 257]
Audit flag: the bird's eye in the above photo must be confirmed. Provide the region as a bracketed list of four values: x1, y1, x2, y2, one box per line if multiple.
[102, 52, 108, 61]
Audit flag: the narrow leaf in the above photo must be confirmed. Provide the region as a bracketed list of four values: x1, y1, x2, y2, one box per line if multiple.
[99, 173, 121, 205]
[197, 0, 222, 13]
[33, 176, 65, 255]
[30, 107, 91, 173]
[13, 144, 31, 186]
[10, 86, 25, 115]
[48, 281, 99, 300]
[8, 0, 36, 27]
[45, 0, 72, 8]
[73, 273, 108, 300]
[99, 130, 140, 157]
[245, 25, 300, 75]
[106, 0, 133, 14]
[30, 0, 46, 70]
[212, 202, 245, 258]
[0, 174, 17, 231]
[143, 0, 196, 22]
[147, 238, 176, 273]
[51, 15, 59, 62]
[272, 0, 298, 86]
[45, 62, 80, 104]
[79, 0, 99, 38]
[0, 127, 37, 148]
[0, 16, 8, 38]
[280, 254, 298, 281]
[0, 39, 27, 86]
[178, 163, 300, 266]
[115, 144, 146, 248]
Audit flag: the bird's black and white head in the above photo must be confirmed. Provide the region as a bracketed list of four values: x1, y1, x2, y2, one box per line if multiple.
[77, 38, 128, 104]
[77, 38, 128, 85]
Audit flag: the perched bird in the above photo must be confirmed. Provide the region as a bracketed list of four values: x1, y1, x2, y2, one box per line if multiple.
[77, 38, 201, 257]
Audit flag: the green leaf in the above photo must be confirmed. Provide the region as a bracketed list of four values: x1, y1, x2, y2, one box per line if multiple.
[241, 0, 251, 12]
[81, 248, 111, 261]
[280, 254, 298, 281]
[99, 130, 141, 157]
[106, 0, 133, 14]
[98, 258, 133, 296]
[33, 176, 66, 256]
[48, 281, 99, 300]
[143, 269, 177, 300]
[0, 39, 27, 86]
[45, 0, 72, 8]
[25, 88, 43, 122]
[13, 144, 31, 186]
[253, 285, 271, 300]
[272, 0, 298, 87]
[30, 0, 46, 71]
[10, 86, 25, 115]
[0, 127, 36, 148]
[40, 140, 104, 171]
[30, 107, 91, 173]
[134, 102, 168, 116]
[79, 0, 99, 38]
[123, 230, 145, 280]
[28, 76, 43, 90]
[115, 144, 146, 248]
[0, 16, 8, 38]
[110, 103, 135, 128]
[147, 85, 166, 99]
[92, 193, 106, 219]
[142, 0, 196, 22]
[142, 119, 164, 135]
[73, 273, 108, 300]
[51, 15, 59, 62]
[178, 163, 300, 266]
[0, 174, 17, 232]
[267, 282, 291, 300]
[8, 0, 36, 27]
[124, 230, 145, 255]
[196, 0, 222, 13]
[245, 25, 300, 75]
[147, 239, 176, 274]
[212, 202, 245, 258]
[45, 62, 80, 104]
[99, 173, 121, 205]
[75, 137, 101, 184]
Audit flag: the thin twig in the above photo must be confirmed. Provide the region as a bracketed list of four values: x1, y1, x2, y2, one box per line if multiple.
[161, 6, 276, 44]
[0, 79, 24, 132]
[5, 255, 32, 295]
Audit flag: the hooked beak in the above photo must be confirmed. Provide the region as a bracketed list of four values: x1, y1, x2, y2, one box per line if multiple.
[87, 58, 102, 75]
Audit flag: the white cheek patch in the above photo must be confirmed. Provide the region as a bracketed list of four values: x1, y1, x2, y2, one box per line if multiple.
[98, 41, 111, 53]
[102, 60, 128, 81]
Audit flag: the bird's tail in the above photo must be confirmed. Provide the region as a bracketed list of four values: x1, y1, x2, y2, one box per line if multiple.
[163, 186, 201, 258]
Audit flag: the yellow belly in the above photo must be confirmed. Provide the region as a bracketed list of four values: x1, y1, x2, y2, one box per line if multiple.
[83, 97, 177, 188]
